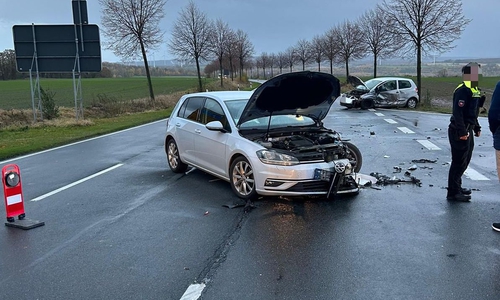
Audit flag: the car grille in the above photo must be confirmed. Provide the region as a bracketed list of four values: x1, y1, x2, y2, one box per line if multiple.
[286, 180, 329, 192]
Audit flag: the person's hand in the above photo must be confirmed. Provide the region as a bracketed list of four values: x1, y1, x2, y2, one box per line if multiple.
[459, 134, 469, 140]
[475, 131, 481, 137]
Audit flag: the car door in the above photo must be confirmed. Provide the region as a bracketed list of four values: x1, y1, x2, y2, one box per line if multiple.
[376, 80, 399, 106]
[173, 97, 205, 164]
[194, 98, 230, 177]
[397, 79, 413, 106]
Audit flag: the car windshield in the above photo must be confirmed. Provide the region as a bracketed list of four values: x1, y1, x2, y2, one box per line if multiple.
[225, 99, 248, 123]
[364, 79, 384, 90]
[239, 115, 315, 129]
[225, 99, 316, 129]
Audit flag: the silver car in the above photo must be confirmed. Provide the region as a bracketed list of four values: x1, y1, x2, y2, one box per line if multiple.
[165, 71, 362, 199]
[339, 76, 419, 109]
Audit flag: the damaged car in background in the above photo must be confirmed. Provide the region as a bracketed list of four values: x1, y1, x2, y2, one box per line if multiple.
[165, 71, 362, 199]
[339, 75, 419, 110]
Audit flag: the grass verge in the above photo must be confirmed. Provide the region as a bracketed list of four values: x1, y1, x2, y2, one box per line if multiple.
[0, 109, 171, 161]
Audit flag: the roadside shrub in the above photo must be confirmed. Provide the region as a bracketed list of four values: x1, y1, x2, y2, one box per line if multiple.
[40, 87, 60, 120]
[89, 93, 124, 117]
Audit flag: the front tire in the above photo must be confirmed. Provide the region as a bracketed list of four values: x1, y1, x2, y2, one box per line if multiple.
[360, 99, 374, 110]
[166, 138, 188, 173]
[343, 141, 362, 173]
[230, 156, 257, 199]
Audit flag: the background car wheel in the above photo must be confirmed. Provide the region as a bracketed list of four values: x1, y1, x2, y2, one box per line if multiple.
[166, 139, 188, 173]
[343, 141, 362, 173]
[360, 99, 374, 110]
[406, 98, 418, 108]
[230, 156, 257, 199]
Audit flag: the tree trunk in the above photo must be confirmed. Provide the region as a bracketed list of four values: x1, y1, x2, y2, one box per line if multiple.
[140, 41, 155, 103]
[330, 59, 333, 75]
[345, 59, 350, 79]
[219, 58, 223, 87]
[195, 56, 203, 92]
[417, 43, 423, 105]
[373, 54, 378, 78]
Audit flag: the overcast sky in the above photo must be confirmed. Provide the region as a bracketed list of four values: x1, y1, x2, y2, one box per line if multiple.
[0, 0, 498, 63]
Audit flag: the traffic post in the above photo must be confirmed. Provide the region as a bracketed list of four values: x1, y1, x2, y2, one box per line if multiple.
[2, 164, 44, 230]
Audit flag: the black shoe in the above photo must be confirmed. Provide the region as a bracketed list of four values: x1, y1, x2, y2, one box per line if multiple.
[460, 187, 472, 195]
[493, 223, 500, 232]
[446, 193, 471, 202]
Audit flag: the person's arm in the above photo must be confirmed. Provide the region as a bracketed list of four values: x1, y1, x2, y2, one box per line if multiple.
[453, 88, 469, 137]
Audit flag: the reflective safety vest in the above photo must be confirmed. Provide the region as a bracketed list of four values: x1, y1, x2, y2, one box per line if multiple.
[455, 82, 481, 98]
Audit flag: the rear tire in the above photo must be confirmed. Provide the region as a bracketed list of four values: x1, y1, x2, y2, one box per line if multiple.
[406, 98, 418, 109]
[166, 139, 188, 173]
[343, 141, 362, 173]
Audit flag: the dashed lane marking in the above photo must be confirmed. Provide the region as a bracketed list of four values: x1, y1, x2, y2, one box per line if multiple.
[368, 109, 376, 112]
[30, 164, 124, 202]
[375, 112, 385, 116]
[384, 118, 398, 124]
[180, 283, 205, 300]
[464, 167, 490, 181]
[417, 140, 441, 150]
[397, 127, 415, 134]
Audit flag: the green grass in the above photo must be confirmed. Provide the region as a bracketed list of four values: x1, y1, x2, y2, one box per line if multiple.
[0, 77, 208, 109]
[0, 109, 171, 161]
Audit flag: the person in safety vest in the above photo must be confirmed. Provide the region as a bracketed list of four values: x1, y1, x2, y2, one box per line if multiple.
[446, 62, 483, 202]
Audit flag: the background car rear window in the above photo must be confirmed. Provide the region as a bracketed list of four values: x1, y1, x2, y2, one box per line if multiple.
[178, 97, 204, 121]
[398, 80, 411, 89]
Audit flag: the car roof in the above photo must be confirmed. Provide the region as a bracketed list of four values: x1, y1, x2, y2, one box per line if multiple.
[180, 90, 252, 102]
[369, 77, 415, 82]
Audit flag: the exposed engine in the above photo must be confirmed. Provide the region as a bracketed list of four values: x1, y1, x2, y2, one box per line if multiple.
[254, 130, 349, 163]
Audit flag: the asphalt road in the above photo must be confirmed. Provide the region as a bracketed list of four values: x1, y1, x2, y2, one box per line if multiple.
[1, 102, 499, 300]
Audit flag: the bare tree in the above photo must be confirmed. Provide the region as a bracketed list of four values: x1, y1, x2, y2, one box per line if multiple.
[322, 28, 340, 75]
[276, 52, 287, 74]
[295, 39, 312, 71]
[311, 35, 324, 72]
[234, 29, 254, 81]
[99, 0, 165, 102]
[334, 20, 367, 79]
[225, 32, 238, 81]
[380, 0, 470, 102]
[0, 49, 17, 80]
[359, 5, 402, 78]
[258, 52, 270, 79]
[169, 1, 214, 92]
[268, 53, 276, 78]
[285, 47, 297, 72]
[212, 19, 232, 87]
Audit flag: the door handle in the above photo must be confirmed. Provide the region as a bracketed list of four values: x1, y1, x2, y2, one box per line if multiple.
[176, 123, 181, 127]
[195, 129, 201, 134]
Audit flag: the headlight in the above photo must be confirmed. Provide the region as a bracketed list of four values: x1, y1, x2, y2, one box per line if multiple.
[257, 150, 299, 166]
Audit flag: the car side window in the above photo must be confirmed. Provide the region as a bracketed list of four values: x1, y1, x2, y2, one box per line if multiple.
[380, 80, 397, 91]
[398, 80, 411, 89]
[200, 98, 230, 131]
[179, 97, 204, 121]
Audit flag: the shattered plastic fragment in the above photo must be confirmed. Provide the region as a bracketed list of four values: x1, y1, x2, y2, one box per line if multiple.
[408, 165, 418, 171]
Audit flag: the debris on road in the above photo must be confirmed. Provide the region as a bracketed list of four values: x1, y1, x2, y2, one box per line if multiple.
[369, 172, 422, 187]
[412, 159, 437, 163]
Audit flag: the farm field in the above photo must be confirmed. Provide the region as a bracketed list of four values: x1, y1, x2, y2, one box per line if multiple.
[0, 76, 211, 110]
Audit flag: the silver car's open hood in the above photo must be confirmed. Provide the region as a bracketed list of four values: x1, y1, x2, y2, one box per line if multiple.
[347, 75, 367, 89]
[237, 71, 341, 126]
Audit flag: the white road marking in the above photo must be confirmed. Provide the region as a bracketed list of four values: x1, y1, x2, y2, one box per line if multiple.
[368, 109, 376, 112]
[397, 127, 415, 134]
[180, 283, 205, 300]
[30, 163, 124, 202]
[464, 167, 490, 181]
[417, 140, 441, 150]
[375, 112, 385, 117]
[384, 118, 398, 124]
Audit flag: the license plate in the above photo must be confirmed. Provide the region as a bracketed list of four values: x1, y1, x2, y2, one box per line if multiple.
[314, 168, 333, 181]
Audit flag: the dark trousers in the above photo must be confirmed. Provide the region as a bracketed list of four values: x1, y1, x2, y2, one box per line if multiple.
[447, 126, 474, 195]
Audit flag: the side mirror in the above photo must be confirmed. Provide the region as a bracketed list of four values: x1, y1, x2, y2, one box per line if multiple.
[206, 121, 227, 132]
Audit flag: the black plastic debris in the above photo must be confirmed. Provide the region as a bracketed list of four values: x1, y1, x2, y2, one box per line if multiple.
[369, 172, 422, 187]
[393, 166, 402, 173]
[411, 159, 437, 163]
